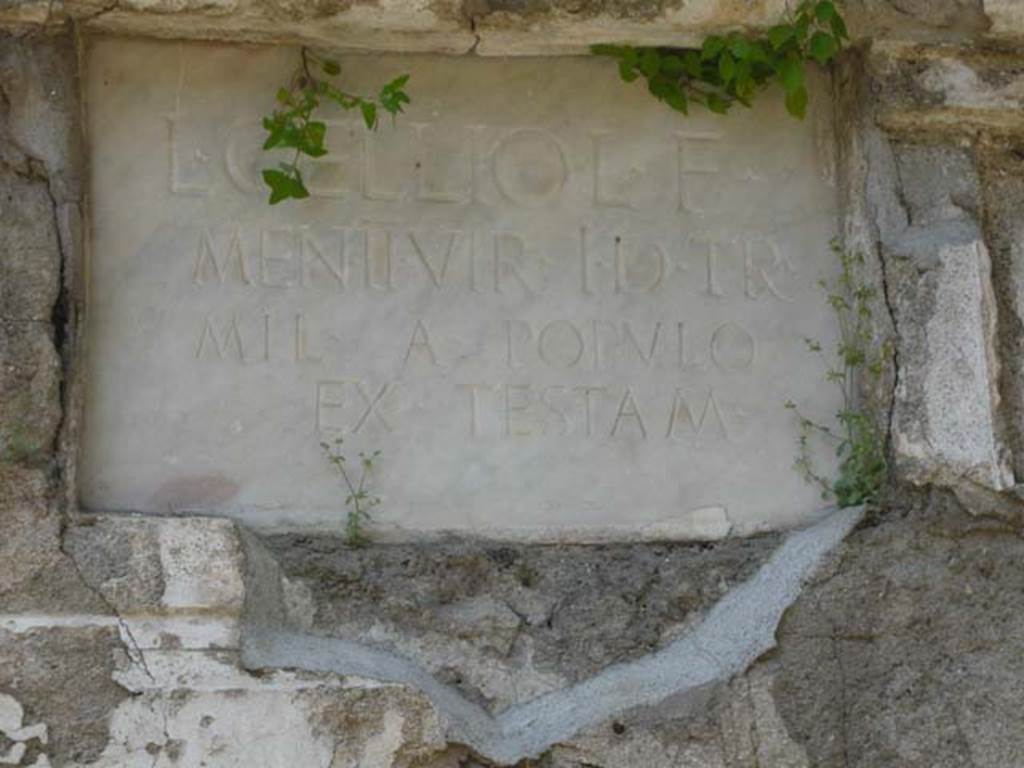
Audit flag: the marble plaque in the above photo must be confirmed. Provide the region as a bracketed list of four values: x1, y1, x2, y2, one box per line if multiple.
[80, 39, 841, 539]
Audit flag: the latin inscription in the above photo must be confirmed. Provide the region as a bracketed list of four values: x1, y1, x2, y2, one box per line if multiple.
[83, 43, 840, 536]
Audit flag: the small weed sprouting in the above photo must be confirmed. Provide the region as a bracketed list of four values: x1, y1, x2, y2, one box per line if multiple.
[786, 239, 889, 508]
[261, 47, 410, 205]
[320, 437, 382, 547]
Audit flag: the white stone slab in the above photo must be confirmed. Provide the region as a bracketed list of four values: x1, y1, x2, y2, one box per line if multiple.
[81, 39, 840, 539]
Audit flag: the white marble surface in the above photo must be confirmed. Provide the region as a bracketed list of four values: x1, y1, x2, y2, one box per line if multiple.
[81, 39, 841, 539]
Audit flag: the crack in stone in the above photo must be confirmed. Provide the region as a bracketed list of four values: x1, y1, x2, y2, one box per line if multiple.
[58, 540, 157, 685]
[876, 242, 902, 461]
[830, 633, 851, 768]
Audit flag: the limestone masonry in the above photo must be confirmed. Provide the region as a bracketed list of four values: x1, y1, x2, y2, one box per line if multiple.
[2, 1, 1024, 766]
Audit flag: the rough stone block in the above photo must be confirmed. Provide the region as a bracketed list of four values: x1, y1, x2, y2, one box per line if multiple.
[774, 496, 1024, 768]
[66, 515, 246, 649]
[889, 223, 1013, 491]
[0, 465, 58, 595]
[980, 147, 1024, 484]
[0, 170, 59, 323]
[985, 0, 1024, 37]
[0, 626, 126, 766]
[0, 465, 114, 615]
[0, 33, 81, 204]
[0, 320, 61, 465]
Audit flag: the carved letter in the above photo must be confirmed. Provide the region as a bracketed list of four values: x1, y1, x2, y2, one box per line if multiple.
[506, 319, 533, 368]
[195, 315, 245, 360]
[574, 386, 605, 438]
[744, 238, 796, 302]
[316, 380, 346, 433]
[622, 321, 662, 367]
[492, 128, 568, 206]
[591, 131, 634, 209]
[666, 389, 729, 438]
[353, 381, 394, 433]
[540, 385, 570, 435]
[413, 123, 472, 204]
[504, 384, 533, 437]
[676, 131, 721, 214]
[364, 227, 395, 291]
[410, 231, 459, 289]
[710, 322, 756, 371]
[616, 241, 667, 294]
[494, 232, 533, 295]
[676, 322, 703, 370]
[300, 227, 348, 288]
[610, 387, 647, 439]
[193, 228, 251, 286]
[580, 226, 597, 296]
[403, 320, 438, 367]
[462, 383, 494, 437]
[538, 320, 585, 369]
[294, 313, 321, 363]
[687, 238, 724, 298]
[167, 116, 209, 196]
[261, 227, 298, 287]
[363, 131, 401, 202]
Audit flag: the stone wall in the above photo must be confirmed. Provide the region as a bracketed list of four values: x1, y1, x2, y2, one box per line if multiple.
[2, 2, 1024, 766]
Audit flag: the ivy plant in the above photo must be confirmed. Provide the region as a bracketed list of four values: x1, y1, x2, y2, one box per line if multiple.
[261, 48, 410, 205]
[592, 0, 847, 119]
[321, 437, 382, 547]
[786, 240, 889, 508]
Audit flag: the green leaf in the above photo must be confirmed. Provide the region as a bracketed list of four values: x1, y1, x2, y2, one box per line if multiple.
[830, 13, 849, 40]
[814, 1, 837, 22]
[303, 120, 327, 156]
[307, 120, 326, 140]
[718, 51, 736, 84]
[262, 168, 309, 205]
[360, 101, 378, 130]
[794, 13, 811, 42]
[729, 37, 752, 60]
[778, 56, 805, 94]
[701, 35, 726, 61]
[664, 87, 688, 114]
[660, 53, 685, 76]
[747, 39, 770, 64]
[619, 60, 639, 82]
[809, 31, 838, 65]
[276, 87, 292, 105]
[591, 43, 623, 57]
[682, 50, 702, 77]
[262, 114, 287, 149]
[647, 74, 672, 100]
[640, 48, 660, 78]
[322, 58, 342, 76]
[768, 24, 793, 50]
[785, 83, 808, 118]
[380, 75, 411, 117]
[707, 92, 731, 114]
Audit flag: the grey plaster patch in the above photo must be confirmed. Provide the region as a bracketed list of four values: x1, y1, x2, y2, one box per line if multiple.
[242, 506, 864, 764]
